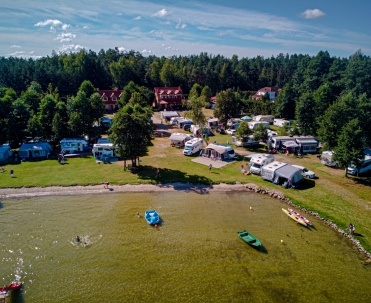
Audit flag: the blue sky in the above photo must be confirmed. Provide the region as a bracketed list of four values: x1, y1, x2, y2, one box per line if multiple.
[1, 0, 371, 59]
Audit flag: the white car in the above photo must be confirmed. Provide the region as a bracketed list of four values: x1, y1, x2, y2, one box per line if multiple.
[292, 165, 316, 178]
[226, 129, 236, 135]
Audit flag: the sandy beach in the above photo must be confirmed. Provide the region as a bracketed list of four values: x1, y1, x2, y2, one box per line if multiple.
[0, 183, 261, 199]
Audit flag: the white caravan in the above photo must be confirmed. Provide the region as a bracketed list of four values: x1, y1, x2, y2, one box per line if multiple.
[321, 151, 338, 167]
[232, 135, 259, 147]
[183, 138, 204, 156]
[249, 154, 275, 174]
[248, 121, 270, 130]
[273, 119, 291, 127]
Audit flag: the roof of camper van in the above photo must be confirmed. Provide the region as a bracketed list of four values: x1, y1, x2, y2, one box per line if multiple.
[262, 161, 287, 172]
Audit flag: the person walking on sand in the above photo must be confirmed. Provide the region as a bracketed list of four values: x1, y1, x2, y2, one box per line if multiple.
[103, 181, 109, 189]
[156, 168, 161, 178]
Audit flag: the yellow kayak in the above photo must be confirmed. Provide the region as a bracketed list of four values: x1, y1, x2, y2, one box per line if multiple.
[282, 208, 307, 227]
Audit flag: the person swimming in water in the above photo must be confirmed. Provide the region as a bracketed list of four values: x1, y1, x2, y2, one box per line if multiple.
[76, 236, 80, 243]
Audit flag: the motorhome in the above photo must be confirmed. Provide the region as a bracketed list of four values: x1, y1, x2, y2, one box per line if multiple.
[232, 135, 259, 147]
[248, 121, 270, 130]
[249, 154, 275, 174]
[321, 151, 338, 167]
[346, 149, 371, 175]
[183, 138, 204, 156]
[253, 115, 275, 124]
[92, 143, 117, 160]
[60, 138, 90, 153]
[273, 119, 290, 127]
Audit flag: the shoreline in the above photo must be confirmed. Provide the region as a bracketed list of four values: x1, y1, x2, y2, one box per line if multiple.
[0, 183, 254, 199]
[1, 182, 370, 261]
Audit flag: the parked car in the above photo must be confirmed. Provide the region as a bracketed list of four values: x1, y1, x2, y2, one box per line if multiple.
[292, 165, 316, 178]
[226, 129, 236, 135]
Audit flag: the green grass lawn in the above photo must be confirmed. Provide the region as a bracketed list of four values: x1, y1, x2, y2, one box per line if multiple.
[1, 134, 370, 255]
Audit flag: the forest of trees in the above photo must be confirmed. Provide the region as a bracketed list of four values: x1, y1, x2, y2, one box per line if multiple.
[1, 48, 371, 169]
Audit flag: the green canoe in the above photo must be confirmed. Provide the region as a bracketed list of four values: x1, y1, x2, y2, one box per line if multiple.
[237, 230, 262, 247]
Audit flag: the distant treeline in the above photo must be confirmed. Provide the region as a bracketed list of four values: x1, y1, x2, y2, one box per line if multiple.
[0, 48, 371, 161]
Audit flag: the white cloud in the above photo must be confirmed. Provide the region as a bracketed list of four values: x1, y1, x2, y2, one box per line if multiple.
[34, 19, 71, 32]
[133, 16, 142, 20]
[152, 9, 168, 18]
[62, 24, 71, 30]
[58, 44, 85, 53]
[142, 49, 152, 54]
[117, 47, 126, 52]
[11, 45, 21, 48]
[176, 19, 187, 29]
[149, 30, 163, 37]
[301, 9, 326, 19]
[55, 32, 77, 43]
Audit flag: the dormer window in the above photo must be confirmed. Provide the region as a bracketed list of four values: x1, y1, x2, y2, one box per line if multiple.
[112, 96, 117, 101]
[103, 96, 108, 101]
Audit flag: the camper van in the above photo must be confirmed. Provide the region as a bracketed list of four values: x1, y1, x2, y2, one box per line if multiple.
[253, 115, 275, 124]
[92, 143, 117, 160]
[273, 119, 290, 127]
[321, 151, 338, 167]
[183, 138, 204, 156]
[249, 154, 275, 174]
[248, 121, 270, 130]
[232, 135, 259, 147]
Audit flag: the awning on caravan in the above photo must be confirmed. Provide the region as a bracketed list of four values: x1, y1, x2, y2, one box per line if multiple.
[295, 139, 318, 145]
[169, 133, 190, 141]
[206, 143, 228, 154]
[275, 165, 301, 179]
[283, 141, 299, 148]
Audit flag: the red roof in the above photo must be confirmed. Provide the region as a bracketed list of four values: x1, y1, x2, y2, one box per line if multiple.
[154, 87, 184, 106]
[97, 89, 122, 106]
[252, 87, 281, 100]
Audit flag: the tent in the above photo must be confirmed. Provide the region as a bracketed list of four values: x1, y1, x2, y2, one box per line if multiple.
[18, 142, 53, 160]
[241, 116, 252, 121]
[0, 145, 13, 163]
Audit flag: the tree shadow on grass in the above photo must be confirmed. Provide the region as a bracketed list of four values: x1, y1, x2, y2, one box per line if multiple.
[132, 165, 214, 194]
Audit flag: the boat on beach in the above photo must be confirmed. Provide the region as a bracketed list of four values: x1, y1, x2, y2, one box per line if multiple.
[144, 210, 160, 225]
[282, 208, 307, 226]
[237, 230, 262, 247]
[288, 208, 313, 226]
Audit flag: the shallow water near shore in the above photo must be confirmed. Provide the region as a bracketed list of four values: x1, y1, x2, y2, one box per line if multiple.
[0, 192, 370, 303]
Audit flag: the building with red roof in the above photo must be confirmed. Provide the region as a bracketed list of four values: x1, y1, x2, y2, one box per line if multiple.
[154, 87, 184, 109]
[252, 87, 281, 101]
[97, 88, 122, 112]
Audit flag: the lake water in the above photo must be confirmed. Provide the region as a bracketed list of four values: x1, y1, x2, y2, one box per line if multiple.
[0, 192, 370, 303]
